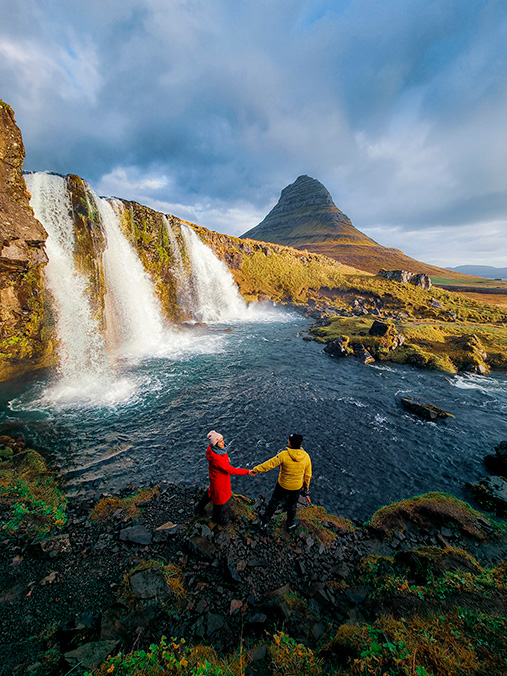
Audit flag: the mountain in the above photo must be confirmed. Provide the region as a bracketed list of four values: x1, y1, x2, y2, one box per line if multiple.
[447, 265, 507, 280]
[242, 175, 469, 279]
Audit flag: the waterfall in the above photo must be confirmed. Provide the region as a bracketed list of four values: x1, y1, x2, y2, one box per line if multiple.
[180, 224, 250, 322]
[92, 195, 165, 356]
[163, 216, 194, 316]
[25, 172, 110, 382]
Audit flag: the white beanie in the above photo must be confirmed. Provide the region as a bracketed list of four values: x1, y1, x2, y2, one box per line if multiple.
[207, 430, 223, 446]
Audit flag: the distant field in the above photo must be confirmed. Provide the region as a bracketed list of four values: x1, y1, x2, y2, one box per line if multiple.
[458, 292, 507, 308]
[432, 276, 507, 289]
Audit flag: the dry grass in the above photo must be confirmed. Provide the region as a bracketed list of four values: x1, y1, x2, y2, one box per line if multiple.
[297, 505, 355, 545]
[325, 610, 507, 675]
[89, 486, 159, 521]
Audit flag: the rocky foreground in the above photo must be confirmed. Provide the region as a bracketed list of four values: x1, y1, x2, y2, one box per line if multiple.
[1, 436, 507, 676]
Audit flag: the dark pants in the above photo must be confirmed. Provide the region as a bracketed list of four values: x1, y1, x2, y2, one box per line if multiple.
[263, 482, 300, 526]
[196, 489, 227, 524]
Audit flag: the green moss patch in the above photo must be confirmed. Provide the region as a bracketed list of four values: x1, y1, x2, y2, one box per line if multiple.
[297, 505, 356, 545]
[0, 436, 67, 539]
[367, 492, 493, 540]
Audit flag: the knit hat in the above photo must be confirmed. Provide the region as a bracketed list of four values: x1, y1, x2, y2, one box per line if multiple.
[207, 430, 223, 446]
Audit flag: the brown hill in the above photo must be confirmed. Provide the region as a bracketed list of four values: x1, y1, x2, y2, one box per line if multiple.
[241, 175, 473, 280]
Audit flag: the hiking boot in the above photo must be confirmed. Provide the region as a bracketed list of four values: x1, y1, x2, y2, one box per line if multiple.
[286, 519, 300, 531]
[217, 516, 229, 526]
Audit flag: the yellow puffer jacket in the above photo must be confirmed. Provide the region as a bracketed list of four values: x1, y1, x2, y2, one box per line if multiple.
[253, 447, 312, 491]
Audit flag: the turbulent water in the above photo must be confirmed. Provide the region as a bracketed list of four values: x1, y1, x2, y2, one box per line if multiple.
[6, 172, 507, 522]
[1, 316, 507, 521]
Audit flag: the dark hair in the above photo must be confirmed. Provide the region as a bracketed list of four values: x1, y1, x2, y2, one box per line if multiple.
[288, 434, 303, 449]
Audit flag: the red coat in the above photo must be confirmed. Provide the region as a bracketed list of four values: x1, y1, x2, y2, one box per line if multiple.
[206, 445, 250, 505]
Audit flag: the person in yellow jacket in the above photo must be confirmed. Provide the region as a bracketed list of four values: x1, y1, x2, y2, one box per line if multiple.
[252, 433, 312, 531]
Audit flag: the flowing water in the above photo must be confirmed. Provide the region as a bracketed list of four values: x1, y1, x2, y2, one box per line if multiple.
[4, 173, 507, 521]
[1, 316, 506, 521]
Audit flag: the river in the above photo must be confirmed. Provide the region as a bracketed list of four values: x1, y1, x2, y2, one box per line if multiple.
[1, 313, 506, 522]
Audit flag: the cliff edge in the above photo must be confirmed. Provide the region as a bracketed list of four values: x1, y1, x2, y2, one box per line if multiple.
[0, 101, 49, 380]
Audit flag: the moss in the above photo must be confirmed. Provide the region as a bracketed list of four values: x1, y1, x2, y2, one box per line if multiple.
[0, 437, 67, 539]
[367, 491, 493, 541]
[118, 559, 185, 605]
[89, 486, 159, 521]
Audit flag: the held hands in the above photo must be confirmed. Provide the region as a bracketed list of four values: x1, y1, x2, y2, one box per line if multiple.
[248, 469, 256, 476]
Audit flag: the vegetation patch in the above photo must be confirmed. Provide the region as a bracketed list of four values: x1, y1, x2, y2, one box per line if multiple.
[0, 436, 67, 539]
[86, 635, 248, 676]
[89, 486, 159, 522]
[118, 559, 185, 604]
[367, 492, 493, 540]
[323, 609, 507, 675]
[297, 504, 356, 545]
[268, 630, 323, 676]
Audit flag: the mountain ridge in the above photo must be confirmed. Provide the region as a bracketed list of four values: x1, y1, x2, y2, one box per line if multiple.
[242, 175, 473, 279]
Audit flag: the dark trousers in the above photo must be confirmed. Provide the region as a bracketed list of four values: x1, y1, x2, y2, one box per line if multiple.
[196, 489, 227, 524]
[263, 482, 300, 526]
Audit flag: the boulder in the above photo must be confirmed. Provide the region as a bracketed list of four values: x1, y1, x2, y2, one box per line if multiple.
[129, 568, 170, 600]
[467, 476, 507, 516]
[186, 535, 218, 561]
[394, 546, 480, 584]
[400, 397, 453, 420]
[64, 641, 119, 672]
[485, 440, 507, 478]
[323, 336, 351, 358]
[119, 525, 152, 545]
[377, 269, 432, 290]
[369, 320, 390, 337]
[351, 344, 375, 364]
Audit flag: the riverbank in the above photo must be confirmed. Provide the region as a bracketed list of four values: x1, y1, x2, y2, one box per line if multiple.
[1, 436, 507, 675]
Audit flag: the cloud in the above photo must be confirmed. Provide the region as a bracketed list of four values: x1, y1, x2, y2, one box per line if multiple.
[1, 0, 506, 265]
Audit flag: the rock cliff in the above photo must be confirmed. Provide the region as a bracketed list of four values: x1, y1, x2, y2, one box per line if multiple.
[0, 101, 50, 380]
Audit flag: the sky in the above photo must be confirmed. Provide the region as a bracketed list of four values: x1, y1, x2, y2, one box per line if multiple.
[1, 0, 507, 267]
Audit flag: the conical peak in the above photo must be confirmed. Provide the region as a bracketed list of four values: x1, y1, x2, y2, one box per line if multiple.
[241, 174, 359, 245]
[277, 175, 336, 212]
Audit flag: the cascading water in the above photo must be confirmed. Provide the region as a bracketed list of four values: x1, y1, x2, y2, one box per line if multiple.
[163, 216, 194, 316]
[25, 173, 110, 383]
[181, 224, 250, 322]
[92, 195, 165, 356]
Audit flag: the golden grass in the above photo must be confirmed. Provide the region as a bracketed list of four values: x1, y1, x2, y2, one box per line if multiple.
[89, 486, 159, 521]
[326, 610, 507, 676]
[297, 505, 356, 545]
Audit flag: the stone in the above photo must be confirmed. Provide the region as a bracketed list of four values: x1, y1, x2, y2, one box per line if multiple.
[369, 320, 390, 337]
[248, 556, 268, 567]
[323, 336, 350, 358]
[352, 344, 375, 364]
[400, 397, 453, 420]
[226, 558, 242, 583]
[119, 525, 152, 545]
[344, 587, 369, 605]
[484, 440, 507, 478]
[377, 269, 432, 290]
[206, 612, 225, 636]
[64, 641, 119, 671]
[229, 599, 243, 614]
[130, 568, 169, 600]
[187, 535, 218, 561]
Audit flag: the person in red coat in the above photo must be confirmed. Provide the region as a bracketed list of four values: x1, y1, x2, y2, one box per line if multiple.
[195, 430, 253, 525]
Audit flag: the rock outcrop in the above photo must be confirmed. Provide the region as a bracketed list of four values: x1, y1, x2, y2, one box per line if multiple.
[0, 101, 49, 381]
[377, 269, 432, 290]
